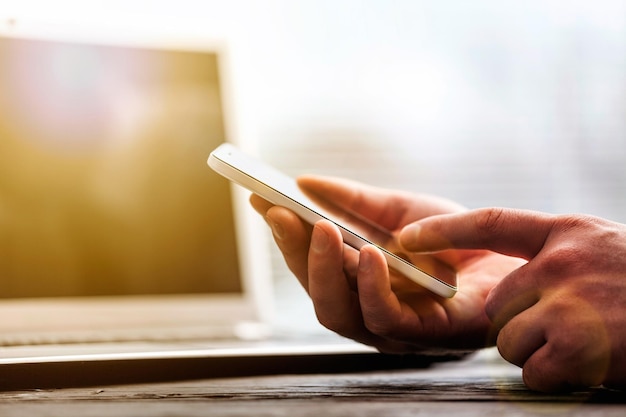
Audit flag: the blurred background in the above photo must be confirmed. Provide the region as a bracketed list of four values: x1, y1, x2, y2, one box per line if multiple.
[1, 0, 625, 325]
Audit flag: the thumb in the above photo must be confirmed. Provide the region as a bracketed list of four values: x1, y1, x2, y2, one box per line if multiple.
[399, 207, 556, 260]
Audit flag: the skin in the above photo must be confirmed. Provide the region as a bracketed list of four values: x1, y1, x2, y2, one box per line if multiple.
[400, 206, 626, 392]
[251, 175, 626, 393]
[250, 175, 524, 354]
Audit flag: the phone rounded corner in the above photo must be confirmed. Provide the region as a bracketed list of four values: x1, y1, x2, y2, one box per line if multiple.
[437, 285, 457, 299]
[419, 277, 457, 299]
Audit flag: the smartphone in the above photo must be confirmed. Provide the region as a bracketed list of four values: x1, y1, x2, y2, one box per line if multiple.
[208, 143, 457, 298]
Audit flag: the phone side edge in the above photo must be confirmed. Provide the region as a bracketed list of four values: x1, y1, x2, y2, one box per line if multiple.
[208, 147, 457, 299]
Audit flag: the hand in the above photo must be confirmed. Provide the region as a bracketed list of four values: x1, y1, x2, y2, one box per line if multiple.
[250, 175, 524, 354]
[400, 208, 626, 392]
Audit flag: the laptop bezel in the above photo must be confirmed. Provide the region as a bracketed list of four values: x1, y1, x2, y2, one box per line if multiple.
[0, 15, 275, 341]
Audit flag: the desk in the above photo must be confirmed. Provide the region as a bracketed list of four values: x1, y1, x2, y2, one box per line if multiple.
[0, 349, 624, 417]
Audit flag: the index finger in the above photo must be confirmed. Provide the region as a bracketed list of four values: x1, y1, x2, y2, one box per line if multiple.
[399, 207, 556, 260]
[297, 175, 465, 232]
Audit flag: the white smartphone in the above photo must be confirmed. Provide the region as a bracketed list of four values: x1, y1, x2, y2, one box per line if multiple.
[208, 143, 457, 298]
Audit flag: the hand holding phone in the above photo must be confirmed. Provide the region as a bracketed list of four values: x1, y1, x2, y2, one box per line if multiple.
[208, 143, 457, 298]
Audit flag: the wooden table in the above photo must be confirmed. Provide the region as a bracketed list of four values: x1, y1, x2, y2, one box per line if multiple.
[0, 349, 624, 417]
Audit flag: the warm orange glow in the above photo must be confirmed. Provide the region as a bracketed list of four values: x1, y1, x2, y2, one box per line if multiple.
[0, 37, 241, 297]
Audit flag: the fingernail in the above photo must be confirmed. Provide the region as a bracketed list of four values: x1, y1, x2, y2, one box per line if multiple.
[358, 247, 373, 273]
[267, 217, 285, 240]
[311, 225, 329, 254]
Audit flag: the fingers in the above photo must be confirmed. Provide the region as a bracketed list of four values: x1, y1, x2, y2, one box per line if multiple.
[484, 263, 539, 329]
[500, 332, 574, 393]
[313, 240, 424, 353]
[490, 268, 614, 393]
[307, 220, 362, 335]
[251, 194, 313, 290]
[498, 305, 611, 392]
[297, 175, 460, 232]
[494, 304, 546, 368]
[356, 245, 403, 335]
[297, 175, 403, 232]
[399, 208, 556, 260]
[307, 224, 417, 353]
[521, 346, 573, 392]
[494, 303, 574, 392]
[252, 194, 383, 346]
[307, 221, 391, 348]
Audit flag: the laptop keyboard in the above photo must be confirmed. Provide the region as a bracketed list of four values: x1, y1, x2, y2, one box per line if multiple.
[0, 325, 242, 347]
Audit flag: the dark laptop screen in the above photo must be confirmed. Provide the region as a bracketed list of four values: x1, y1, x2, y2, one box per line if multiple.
[0, 36, 242, 297]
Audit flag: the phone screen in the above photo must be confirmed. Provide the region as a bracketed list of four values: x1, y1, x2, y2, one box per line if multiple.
[208, 144, 457, 298]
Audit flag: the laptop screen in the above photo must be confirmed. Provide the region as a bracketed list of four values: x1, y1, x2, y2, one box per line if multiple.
[0, 36, 242, 298]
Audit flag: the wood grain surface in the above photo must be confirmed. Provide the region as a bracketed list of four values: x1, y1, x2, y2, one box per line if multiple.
[1, 350, 624, 417]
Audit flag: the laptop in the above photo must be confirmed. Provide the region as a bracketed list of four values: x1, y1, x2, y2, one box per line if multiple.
[0, 18, 442, 390]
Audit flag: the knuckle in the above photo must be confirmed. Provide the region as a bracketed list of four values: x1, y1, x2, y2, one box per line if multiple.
[363, 316, 395, 338]
[484, 288, 500, 322]
[474, 207, 507, 238]
[554, 213, 602, 233]
[315, 312, 345, 334]
[544, 334, 574, 360]
[313, 306, 341, 331]
[538, 245, 590, 277]
[522, 363, 559, 392]
[540, 213, 624, 279]
[494, 328, 515, 362]
[312, 301, 359, 336]
[521, 344, 571, 392]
